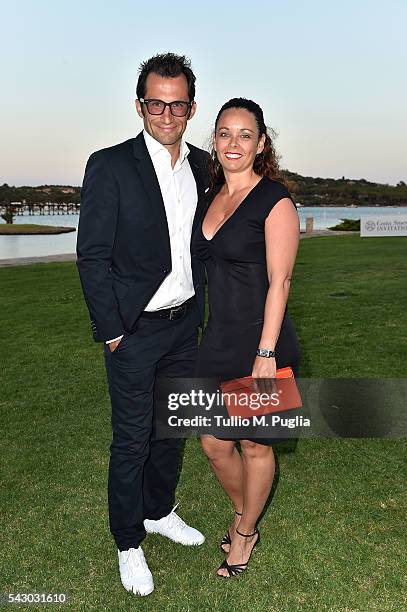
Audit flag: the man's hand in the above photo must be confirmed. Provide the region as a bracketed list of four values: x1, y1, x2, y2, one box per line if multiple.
[108, 338, 122, 352]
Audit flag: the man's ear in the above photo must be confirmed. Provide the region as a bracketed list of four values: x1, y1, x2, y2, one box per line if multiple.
[135, 99, 144, 119]
[188, 101, 197, 120]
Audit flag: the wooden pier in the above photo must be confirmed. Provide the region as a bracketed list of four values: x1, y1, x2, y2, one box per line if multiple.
[0, 202, 80, 216]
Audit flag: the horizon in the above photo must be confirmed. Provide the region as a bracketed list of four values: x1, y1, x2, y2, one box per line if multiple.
[2, 169, 406, 190]
[1, 0, 406, 186]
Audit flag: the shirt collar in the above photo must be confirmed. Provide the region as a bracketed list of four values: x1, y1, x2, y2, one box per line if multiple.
[143, 129, 190, 164]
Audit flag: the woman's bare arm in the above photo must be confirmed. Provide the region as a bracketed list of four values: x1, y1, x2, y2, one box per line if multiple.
[251, 197, 299, 378]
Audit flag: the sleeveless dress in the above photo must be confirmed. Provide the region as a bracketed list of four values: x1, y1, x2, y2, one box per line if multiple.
[192, 176, 301, 445]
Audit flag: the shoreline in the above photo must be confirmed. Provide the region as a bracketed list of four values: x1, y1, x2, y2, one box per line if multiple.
[0, 253, 77, 267]
[0, 224, 76, 235]
[297, 205, 407, 209]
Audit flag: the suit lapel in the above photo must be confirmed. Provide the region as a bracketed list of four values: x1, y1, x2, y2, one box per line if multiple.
[132, 133, 171, 261]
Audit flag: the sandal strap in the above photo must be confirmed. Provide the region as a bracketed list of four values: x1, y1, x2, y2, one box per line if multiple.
[236, 527, 258, 538]
[220, 531, 232, 546]
[225, 561, 248, 569]
[235, 510, 242, 516]
[219, 559, 248, 576]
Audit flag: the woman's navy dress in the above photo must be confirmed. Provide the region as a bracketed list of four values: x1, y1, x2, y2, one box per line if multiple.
[193, 176, 301, 445]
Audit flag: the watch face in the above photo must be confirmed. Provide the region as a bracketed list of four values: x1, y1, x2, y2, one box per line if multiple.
[257, 348, 275, 357]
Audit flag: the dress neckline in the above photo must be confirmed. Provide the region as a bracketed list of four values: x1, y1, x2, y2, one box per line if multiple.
[202, 176, 265, 241]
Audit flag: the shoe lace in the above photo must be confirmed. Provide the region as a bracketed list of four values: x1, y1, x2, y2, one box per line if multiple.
[126, 548, 147, 574]
[167, 503, 187, 534]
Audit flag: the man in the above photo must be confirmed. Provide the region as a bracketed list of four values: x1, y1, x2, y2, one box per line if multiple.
[77, 53, 209, 597]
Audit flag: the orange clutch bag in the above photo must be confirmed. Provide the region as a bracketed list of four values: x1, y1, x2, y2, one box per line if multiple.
[220, 367, 302, 418]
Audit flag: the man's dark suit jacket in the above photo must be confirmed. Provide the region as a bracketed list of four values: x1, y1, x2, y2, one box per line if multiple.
[77, 132, 209, 342]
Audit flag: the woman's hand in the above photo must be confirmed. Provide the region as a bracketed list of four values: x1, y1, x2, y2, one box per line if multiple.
[251, 356, 277, 394]
[252, 355, 276, 378]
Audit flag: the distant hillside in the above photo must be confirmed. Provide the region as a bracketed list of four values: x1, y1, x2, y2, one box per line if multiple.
[0, 184, 80, 205]
[282, 172, 407, 207]
[1, 175, 407, 207]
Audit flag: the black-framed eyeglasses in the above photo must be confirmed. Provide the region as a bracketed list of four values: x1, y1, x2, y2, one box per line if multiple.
[139, 98, 192, 117]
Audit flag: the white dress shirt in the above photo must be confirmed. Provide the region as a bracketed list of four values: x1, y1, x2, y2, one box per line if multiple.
[143, 129, 197, 310]
[106, 130, 197, 343]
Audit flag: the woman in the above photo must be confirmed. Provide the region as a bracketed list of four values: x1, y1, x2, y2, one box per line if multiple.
[193, 98, 300, 577]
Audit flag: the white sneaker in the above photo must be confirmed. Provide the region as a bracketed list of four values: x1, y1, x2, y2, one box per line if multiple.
[144, 504, 205, 546]
[118, 547, 154, 596]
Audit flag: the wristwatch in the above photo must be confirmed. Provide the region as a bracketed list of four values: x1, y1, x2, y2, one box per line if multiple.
[256, 347, 276, 358]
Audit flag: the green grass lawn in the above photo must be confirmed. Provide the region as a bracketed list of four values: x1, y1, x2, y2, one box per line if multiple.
[1, 235, 406, 611]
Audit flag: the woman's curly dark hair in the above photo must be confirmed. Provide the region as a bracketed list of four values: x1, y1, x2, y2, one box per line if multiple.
[209, 97, 286, 188]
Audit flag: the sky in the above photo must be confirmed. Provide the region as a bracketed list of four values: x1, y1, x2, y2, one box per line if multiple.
[1, 0, 406, 186]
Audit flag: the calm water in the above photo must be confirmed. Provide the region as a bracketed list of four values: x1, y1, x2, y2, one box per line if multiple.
[0, 206, 405, 260]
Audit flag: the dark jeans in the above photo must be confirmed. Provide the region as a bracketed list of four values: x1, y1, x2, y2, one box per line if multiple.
[104, 300, 200, 551]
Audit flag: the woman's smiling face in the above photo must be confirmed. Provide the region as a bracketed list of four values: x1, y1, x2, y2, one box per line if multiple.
[214, 108, 265, 174]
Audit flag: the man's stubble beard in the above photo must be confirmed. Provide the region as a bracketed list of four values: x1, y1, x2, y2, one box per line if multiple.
[155, 131, 184, 147]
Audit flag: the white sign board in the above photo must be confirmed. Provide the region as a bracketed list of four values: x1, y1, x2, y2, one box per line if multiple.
[360, 215, 407, 237]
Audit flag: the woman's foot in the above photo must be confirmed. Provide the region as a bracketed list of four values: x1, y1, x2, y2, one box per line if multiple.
[217, 528, 260, 577]
[220, 511, 242, 554]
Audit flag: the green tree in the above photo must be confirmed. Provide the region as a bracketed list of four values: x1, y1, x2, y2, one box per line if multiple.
[1, 202, 16, 224]
[0, 186, 21, 224]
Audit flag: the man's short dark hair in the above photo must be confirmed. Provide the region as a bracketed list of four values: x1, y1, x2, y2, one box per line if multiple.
[136, 53, 196, 102]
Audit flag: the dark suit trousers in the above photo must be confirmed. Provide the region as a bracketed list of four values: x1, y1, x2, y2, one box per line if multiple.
[104, 301, 200, 551]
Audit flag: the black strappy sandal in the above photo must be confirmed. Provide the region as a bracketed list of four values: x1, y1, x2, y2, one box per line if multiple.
[220, 511, 242, 553]
[217, 527, 260, 577]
